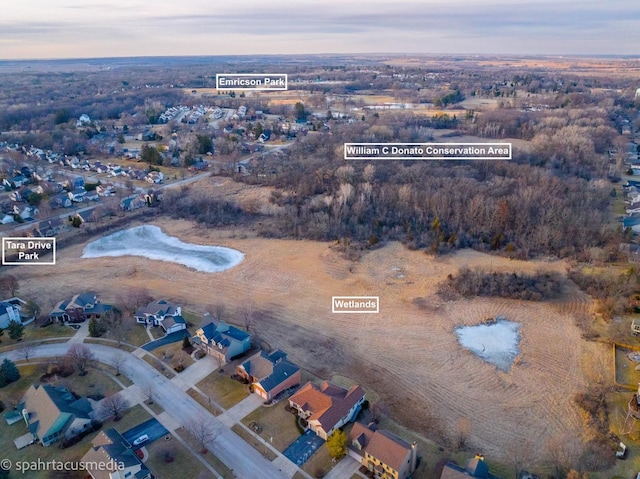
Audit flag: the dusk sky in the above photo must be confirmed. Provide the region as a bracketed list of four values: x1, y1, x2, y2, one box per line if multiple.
[1, 0, 639, 59]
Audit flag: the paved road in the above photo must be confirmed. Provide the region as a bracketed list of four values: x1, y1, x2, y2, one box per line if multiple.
[1, 343, 288, 479]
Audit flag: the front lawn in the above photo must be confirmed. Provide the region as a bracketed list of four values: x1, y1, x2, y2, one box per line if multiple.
[242, 403, 301, 452]
[151, 342, 194, 372]
[145, 432, 216, 479]
[196, 373, 249, 410]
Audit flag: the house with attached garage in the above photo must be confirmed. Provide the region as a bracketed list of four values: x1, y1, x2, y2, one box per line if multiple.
[82, 428, 152, 479]
[193, 315, 250, 364]
[49, 292, 113, 323]
[237, 349, 301, 401]
[0, 297, 26, 329]
[134, 299, 187, 335]
[348, 422, 418, 479]
[440, 455, 500, 479]
[289, 380, 365, 440]
[13, 384, 94, 447]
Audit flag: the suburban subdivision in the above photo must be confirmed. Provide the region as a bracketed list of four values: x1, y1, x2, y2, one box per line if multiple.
[0, 49, 640, 479]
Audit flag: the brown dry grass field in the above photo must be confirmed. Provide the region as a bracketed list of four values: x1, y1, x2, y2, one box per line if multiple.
[8, 216, 608, 463]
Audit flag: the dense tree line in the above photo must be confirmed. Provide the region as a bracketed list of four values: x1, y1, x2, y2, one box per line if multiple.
[438, 267, 565, 301]
[159, 188, 248, 227]
[239, 127, 615, 258]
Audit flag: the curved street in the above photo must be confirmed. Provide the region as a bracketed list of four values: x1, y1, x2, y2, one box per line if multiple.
[0, 342, 288, 479]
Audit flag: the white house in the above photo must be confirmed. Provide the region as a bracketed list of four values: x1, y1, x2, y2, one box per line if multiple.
[0, 298, 25, 329]
[134, 300, 187, 335]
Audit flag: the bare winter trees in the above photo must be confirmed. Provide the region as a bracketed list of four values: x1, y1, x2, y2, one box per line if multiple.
[66, 343, 95, 376]
[186, 416, 221, 453]
[99, 393, 130, 421]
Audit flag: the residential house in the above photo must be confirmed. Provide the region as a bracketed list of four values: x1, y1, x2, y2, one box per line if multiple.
[440, 455, 499, 479]
[17, 384, 93, 446]
[49, 292, 113, 323]
[82, 428, 152, 479]
[68, 188, 87, 202]
[120, 196, 146, 211]
[347, 422, 418, 479]
[50, 194, 72, 209]
[134, 300, 187, 335]
[237, 349, 301, 401]
[193, 316, 250, 364]
[145, 171, 163, 184]
[38, 218, 66, 237]
[0, 297, 25, 329]
[288, 381, 366, 440]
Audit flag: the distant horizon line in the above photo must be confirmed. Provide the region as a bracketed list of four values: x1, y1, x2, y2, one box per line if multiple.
[1, 52, 640, 63]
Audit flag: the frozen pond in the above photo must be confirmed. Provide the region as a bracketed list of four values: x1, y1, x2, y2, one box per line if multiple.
[82, 225, 244, 273]
[455, 319, 521, 372]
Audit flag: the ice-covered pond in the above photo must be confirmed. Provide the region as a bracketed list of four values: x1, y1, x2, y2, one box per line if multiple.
[82, 225, 244, 273]
[455, 319, 521, 372]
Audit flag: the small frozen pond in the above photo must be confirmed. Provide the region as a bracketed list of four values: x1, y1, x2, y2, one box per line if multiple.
[455, 319, 521, 372]
[82, 225, 244, 273]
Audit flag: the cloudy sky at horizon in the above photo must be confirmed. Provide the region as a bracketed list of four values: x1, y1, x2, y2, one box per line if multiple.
[1, 0, 639, 59]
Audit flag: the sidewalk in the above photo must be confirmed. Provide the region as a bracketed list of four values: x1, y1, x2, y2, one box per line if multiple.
[217, 394, 263, 427]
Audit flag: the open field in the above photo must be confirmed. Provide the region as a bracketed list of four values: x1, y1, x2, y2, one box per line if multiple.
[7, 214, 606, 462]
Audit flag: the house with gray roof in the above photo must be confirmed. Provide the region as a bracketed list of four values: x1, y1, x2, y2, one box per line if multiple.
[193, 316, 250, 364]
[16, 384, 94, 446]
[49, 292, 113, 323]
[82, 428, 152, 479]
[237, 349, 301, 401]
[134, 299, 187, 335]
[0, 297, 24, 329]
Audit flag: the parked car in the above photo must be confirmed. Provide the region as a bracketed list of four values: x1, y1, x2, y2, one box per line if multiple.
[616, 441, 627, 459]
[132, 434, 149, 446]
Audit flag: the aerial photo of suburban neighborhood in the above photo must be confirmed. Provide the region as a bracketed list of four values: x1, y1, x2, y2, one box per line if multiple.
[1, 1, 640, 479]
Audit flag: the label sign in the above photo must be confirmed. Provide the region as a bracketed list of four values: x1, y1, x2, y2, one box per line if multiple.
[2, 237, 56, 265]
[332, 296, 379, 314]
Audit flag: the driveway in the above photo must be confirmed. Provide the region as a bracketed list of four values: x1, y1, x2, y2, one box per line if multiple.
[0, 343, 288, 479]
[142, 330, 189, 351]
[282, 430, 324, 467]
[122, 418, 168, 448]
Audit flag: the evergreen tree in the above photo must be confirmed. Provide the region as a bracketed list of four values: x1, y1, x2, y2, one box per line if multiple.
[0, 358, 20, 387]
[88, 317, 101, 337]
[7, 320, 24, 340]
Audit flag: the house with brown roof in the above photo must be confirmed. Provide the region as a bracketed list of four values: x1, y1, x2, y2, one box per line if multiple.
[347, 422, 418, 479]
[288, 380, 365, 440]
[237, 349, 301, 401]
[440, 455, 499, 479]
[81, 428, 152, 479]
[16, 384, 94, 446]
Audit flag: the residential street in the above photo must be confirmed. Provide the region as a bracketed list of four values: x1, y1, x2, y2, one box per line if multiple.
[0, 343, 289, 479]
